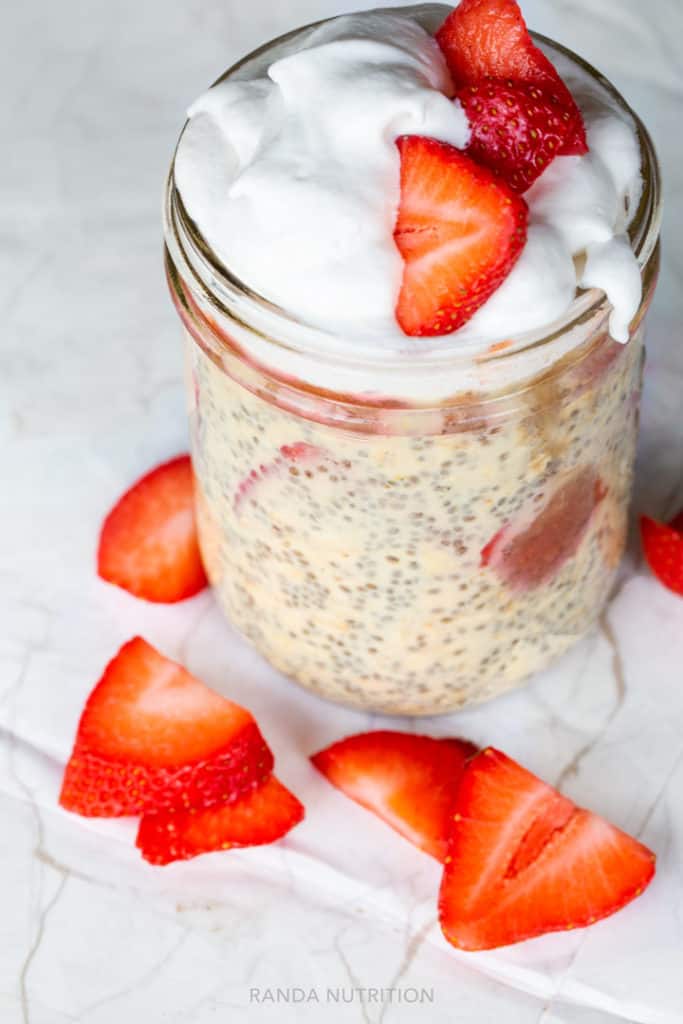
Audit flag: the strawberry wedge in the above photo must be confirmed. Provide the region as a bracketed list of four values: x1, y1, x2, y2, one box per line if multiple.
[459, 79, 583, 193]
[98, 454, 208, 603]
[311, 731, 477, 860]
[439, 749, 655, 950]
[481, 467, 606, 591]
[640, 510, 683, 596]
[234, 442, 324, 511]
[137, 776, 304, 865]
[394, 136, 528, 337]
[436, 0, 588, 156]
[59, 638, 273, 817]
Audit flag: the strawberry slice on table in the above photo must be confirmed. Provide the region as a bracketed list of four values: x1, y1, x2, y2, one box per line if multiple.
[136, 776, 304, 865]
[59, 637, 273, 817]
[481, 466, 606, 591]
[393, 136, 528, 337]
[439, 748, 656, 950]
[640, 510, 683, 596]
[311, 731, 477, 861]
[98, 454, 208, 603]
[436, 0, 588, 156]
[459, 79, 583, 193]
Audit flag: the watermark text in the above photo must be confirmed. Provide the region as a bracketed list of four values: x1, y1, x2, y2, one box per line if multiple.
[249, 986, 434, 1005]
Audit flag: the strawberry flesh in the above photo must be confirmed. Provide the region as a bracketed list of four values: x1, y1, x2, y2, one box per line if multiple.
[439, 748, 656, 950]
[394, 136, 528, 337]
[59, 637, 273, 817]
[235, 442, 324, 511]
[98, 454, 208, 603]
[640, 512, 683, 596]
[311, 731, 477, 861]
[136, 776, 304, 865]
[459, 79, 584, 193]
[437, 0, 588, 156]
[481, 467, 606, 591]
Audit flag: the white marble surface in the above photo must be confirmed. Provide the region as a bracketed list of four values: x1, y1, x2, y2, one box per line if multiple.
[1, 1, 683, 1022]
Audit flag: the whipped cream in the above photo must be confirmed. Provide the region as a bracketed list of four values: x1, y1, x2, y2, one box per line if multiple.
[174, 5, 643, 355]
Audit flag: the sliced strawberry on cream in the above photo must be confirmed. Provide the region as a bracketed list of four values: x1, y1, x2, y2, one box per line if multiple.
[59, 638, 273, 817]
[311, 731, 477, 860]
[640, 510, 683, 596]
[459, 79, 586, 193]
[439, 748, 655, 950]
[98, 454, 208, 603]
[136, 776, 304, 865]
[393, 136, 528, 337]
[436, 0, 588, 156]
[481, 467, 606, 591]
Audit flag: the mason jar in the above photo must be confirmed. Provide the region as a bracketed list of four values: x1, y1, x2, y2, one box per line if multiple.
[163, 9, 661, 715]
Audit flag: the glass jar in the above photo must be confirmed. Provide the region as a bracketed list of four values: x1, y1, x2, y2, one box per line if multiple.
[164, 8, 661, 715]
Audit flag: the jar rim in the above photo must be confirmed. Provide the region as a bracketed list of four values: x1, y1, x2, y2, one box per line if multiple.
[164, 11, 662, 393]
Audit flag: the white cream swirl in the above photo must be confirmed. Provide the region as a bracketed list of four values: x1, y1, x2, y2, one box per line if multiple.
[175, 6, 643, 355]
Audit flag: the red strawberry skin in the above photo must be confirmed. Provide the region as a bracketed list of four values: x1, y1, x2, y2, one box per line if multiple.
[438, 0, 543, 82]
[98, 454, 208, 604]
[394, 136, 528, 337]
[641, 513, 683, 596]
[481, 467, 606, 591]
[311, 731, 477, 861]
[439, 748, 655, 950]
[136, 776, 304, 865]
[59, 638, 273, 817]
[437, 0, 588, 156]
[459, 80, 582, 193]
[669, 510, 683, 534]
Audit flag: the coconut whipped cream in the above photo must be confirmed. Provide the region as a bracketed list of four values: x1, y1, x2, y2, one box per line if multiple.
[174, 5, 643, 353]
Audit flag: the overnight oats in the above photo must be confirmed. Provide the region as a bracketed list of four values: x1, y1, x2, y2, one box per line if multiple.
[164, 2, 661, 714]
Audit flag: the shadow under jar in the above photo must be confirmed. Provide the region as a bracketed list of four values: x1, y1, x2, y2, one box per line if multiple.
[164, 10, 661, 716]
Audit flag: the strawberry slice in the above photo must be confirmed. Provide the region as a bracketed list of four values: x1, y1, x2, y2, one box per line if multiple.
[98, 454, 208, 603]
[234, 442, 323, 511]
[59, 638, 273, 817]
[436, 0, 588, 155]
[439, 748, 656, 950]
[394, 136, 528, 337]
[136, 776, 304, 865]
[311, 731, 477, 860]
[481, 466, 606, 591]
[459, 79, 583, 192]
[640, 510, 683, 596]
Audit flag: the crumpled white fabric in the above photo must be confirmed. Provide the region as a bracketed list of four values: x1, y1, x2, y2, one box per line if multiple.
[2, 433, 682, 1024]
